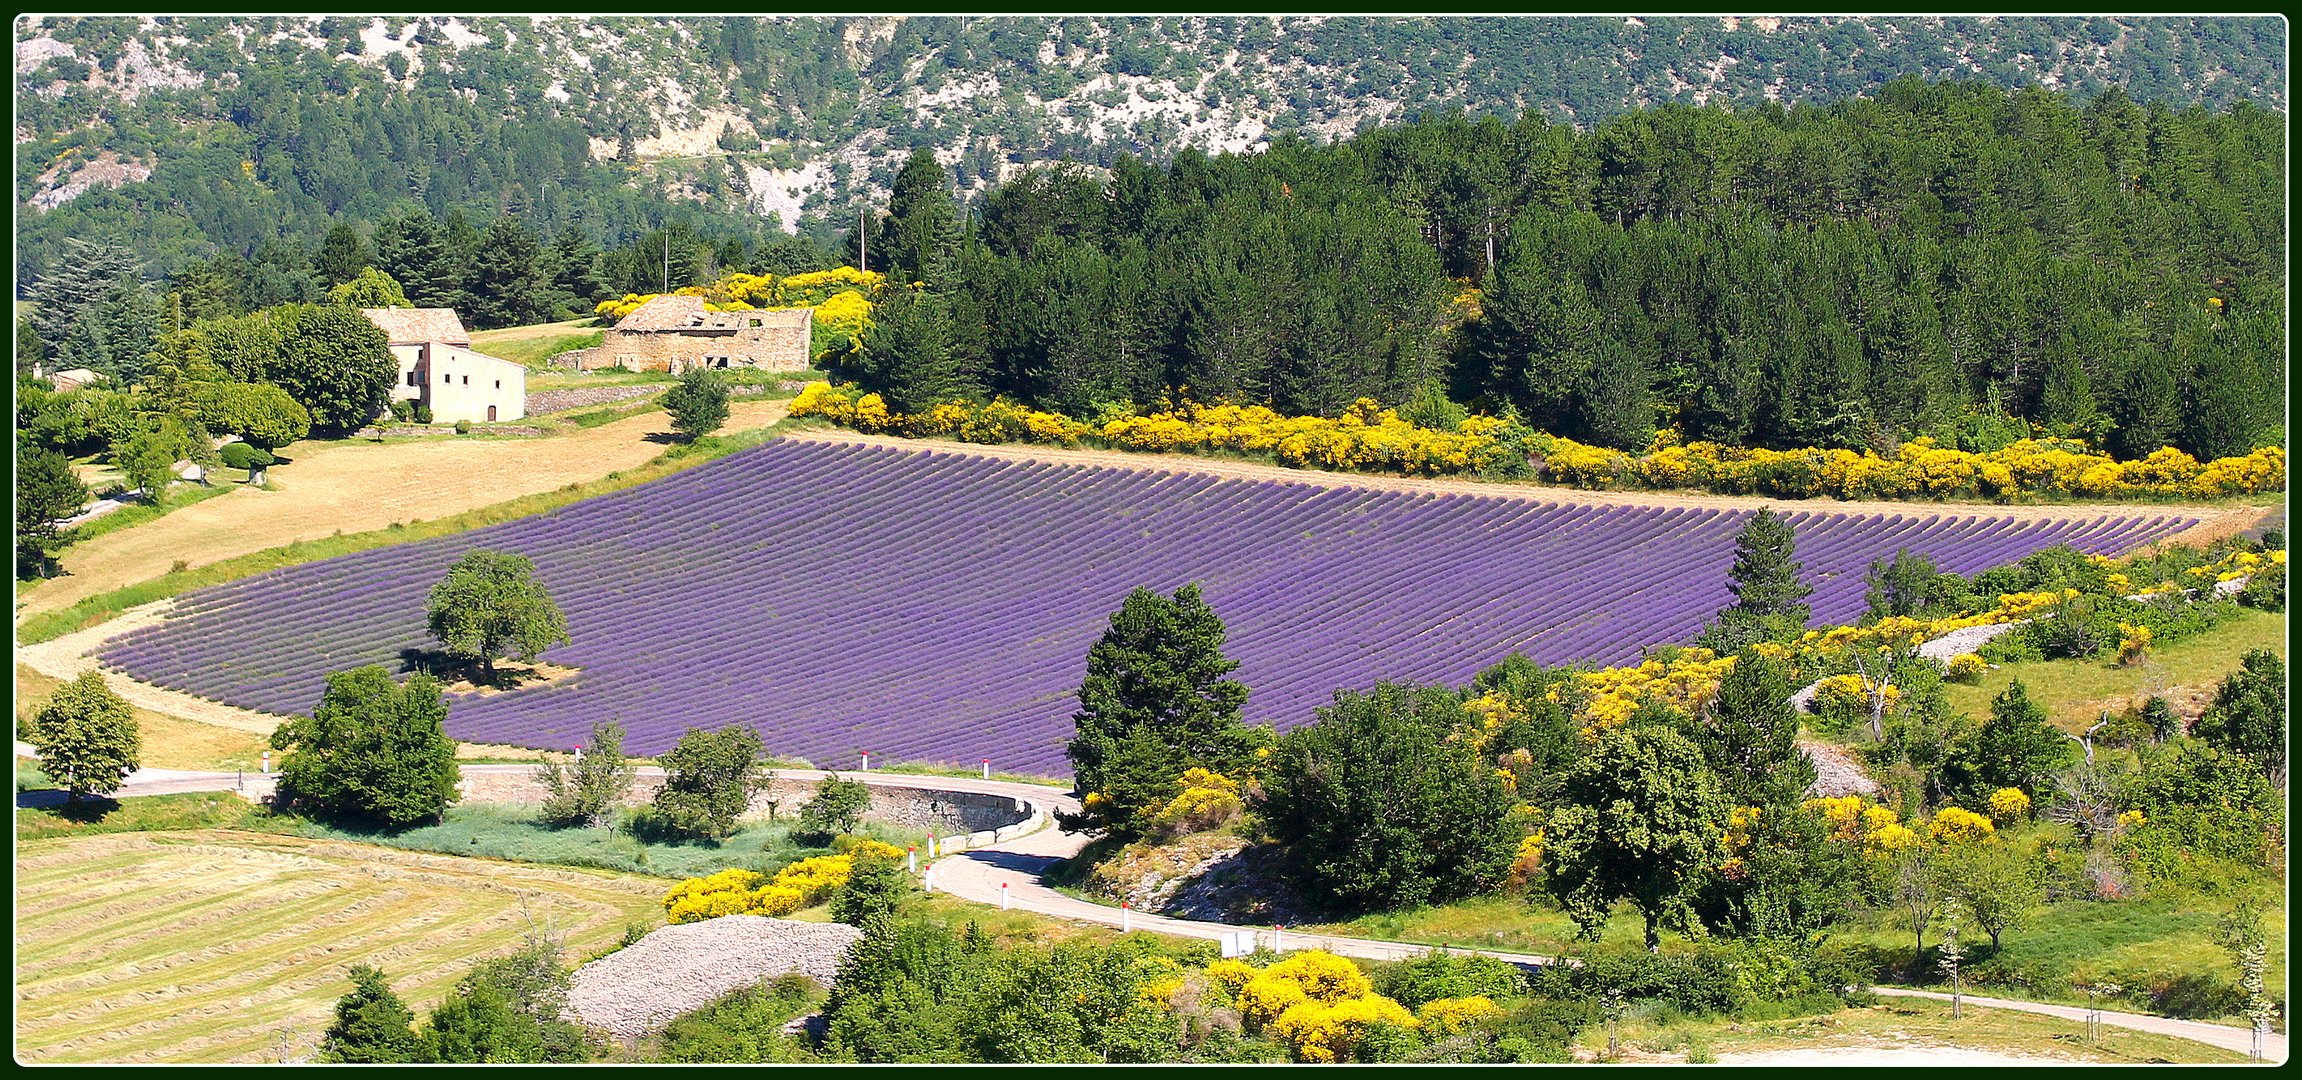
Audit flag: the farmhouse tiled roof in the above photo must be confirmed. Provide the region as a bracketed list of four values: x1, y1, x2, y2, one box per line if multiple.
[360, 307, 471, 345]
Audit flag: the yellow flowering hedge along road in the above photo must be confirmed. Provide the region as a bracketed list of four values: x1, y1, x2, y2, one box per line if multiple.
[661, 839, 907, 924]
[791, 381, 2285, 503]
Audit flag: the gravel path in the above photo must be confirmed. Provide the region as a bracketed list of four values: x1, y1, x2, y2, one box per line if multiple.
[566, 916, 862, 1042]
[1871, 988, 2283, 1061]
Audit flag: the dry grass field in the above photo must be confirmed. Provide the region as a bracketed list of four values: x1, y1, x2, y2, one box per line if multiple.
[13, 830, 665, 1063]
[14, 663, 269, 770]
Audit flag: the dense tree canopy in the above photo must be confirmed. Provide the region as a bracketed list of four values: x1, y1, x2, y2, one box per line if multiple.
[270, 666, 462, 828]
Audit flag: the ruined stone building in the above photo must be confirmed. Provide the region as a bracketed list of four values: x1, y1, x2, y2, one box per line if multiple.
[581, 295, 813, 373]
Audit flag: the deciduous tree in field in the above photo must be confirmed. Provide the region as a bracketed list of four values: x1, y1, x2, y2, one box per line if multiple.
[2192, 649, 2286, 783]
[271, 666, 461, 827]
[321, 965, 425, 1063]
[647, 725, 772, 840]
[14, 447, 87, 577]
[796, 773, 872, 840]
[1934, 838, 2042, 951]
[194, 380, 312, 449]
[1065, 583, 1266, 837]
[259, 302, 398, 432]
[1543, 716, 1728, 952]
[1256, 680, 1522, 913]
[29, 671, 140, 802]
[1945, 679, 2074, 802]
[425, 549, 571, 679]
[661, 367, 730, 441]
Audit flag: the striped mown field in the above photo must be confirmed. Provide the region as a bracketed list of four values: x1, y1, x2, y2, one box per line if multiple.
[14, 830, 664, 1063]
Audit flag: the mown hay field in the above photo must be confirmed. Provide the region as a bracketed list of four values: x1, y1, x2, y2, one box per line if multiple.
[14, 830, 664, 1063]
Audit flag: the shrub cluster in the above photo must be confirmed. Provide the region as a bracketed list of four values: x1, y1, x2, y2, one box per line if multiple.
[661, 839, 907, 923]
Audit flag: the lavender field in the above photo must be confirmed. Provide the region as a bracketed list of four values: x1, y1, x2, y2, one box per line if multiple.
[100, 440, 2195, 775]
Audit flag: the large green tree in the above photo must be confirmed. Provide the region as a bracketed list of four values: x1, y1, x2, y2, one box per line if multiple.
[259, 303, 398, 432]
[425, 549, 572, 678]
[15, 447, 88, 577]
[2192, 649, 2286, 781]
[1064, 583, 1263, 837]
[647, 725, 771, 840]
[28, 671, 141, 801]
[534, 719, 636, 828]
[1256, 681, 1523, 913]
[1947, 679, 2075, 801]
[320, 966, 425, 1063]
[1543, 716, 1729, 951]
[270, 666, 462, 827]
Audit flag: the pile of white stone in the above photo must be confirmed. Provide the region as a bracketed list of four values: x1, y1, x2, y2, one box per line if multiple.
[566, 916, 863, 1043]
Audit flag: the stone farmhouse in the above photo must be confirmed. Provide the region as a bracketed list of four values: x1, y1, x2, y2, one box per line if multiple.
[361, 308, 526, 424]
[580, 294, 813, 373]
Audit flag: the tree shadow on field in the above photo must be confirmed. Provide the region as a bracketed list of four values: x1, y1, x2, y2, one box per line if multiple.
[643, 431, 686, 445]
[15, 790, 121, 820]
[396, 648, 572, 692]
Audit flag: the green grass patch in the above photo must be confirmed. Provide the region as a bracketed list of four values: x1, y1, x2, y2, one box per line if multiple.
[16, 791, 275, 840]
[16, 417, 805, 645]
[287, 801, 926, 879]
[1944, 608, 2289, 729]
[475, 329, 604, 367]
[61, 481, 240, 546]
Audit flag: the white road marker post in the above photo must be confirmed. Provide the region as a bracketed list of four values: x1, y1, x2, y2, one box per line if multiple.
[860, 750, 870, 771]
[908, 846, 917, 873]
[1001, 882, 1010, 910]
[982, 758, 991, 779]
[1274, 924, 1284, 953]
[261, 750, 271, 775]
[1121, 901, 1131, 933]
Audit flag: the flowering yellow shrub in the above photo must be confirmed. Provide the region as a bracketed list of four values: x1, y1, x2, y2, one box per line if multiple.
[1205, 958, 1259, 994]
[2117, 809, 2148, 831]
[1988, 787, 2031, 823]
[1803, 796, 1918, 855]
[1506, 830, 1546, 890]
[1238, 951, 1375, 1028]
[1572, 649, 1737, 731]
[2116, 622, 2153, 665]
[1417, 995, 1502, 1036]
[787, 380, 2283, 500]
[661, 841, 904, 924]
[1946, 653, 1989, 682]
[1269, 994, 1419, 1063]
[1928, 806, 1997, 843]
[1147, 768, 1245, 836]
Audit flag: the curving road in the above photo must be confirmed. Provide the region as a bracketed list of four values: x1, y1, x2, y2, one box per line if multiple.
[17, 751, 2276, 1059]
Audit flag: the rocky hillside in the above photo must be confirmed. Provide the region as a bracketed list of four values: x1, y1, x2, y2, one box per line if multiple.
[12, 16, 2287, 258]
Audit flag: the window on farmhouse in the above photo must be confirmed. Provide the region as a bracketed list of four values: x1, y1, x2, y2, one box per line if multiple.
[494, 380, 500, 389]
[462, 375, 469, 385]
[406, 372, 418, 387]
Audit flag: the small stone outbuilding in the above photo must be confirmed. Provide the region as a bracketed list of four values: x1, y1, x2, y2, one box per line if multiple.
[584, 294, 813, 374]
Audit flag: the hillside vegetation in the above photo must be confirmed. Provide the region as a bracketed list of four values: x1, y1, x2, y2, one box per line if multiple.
[13, 16, 2286, 279]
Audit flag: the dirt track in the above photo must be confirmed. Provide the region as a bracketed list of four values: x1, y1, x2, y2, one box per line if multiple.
[17, 400, 788, 620]
[784, 429, 2269, 545]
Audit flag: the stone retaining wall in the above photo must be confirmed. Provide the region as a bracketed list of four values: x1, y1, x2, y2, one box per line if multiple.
[454, 769, 1033, 835]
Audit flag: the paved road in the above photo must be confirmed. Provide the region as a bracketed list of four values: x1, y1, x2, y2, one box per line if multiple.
[1871, 987, 2283, 1061]
[16, 751, 2273, 1057]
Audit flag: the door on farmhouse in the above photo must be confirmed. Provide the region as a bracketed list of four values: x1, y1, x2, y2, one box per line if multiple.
[487, 405, 497, 421]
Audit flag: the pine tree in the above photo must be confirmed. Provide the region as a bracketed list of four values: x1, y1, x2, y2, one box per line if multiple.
[1065, 584, 1264, 837]
[321, 966, 425, 1063]
[28, 239, 138, 365]
[1697, 652, 1815, 808]
[315, 221, 373, 287]
[1712, 504, 1813, 630]
[466, 216, 551, 329]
